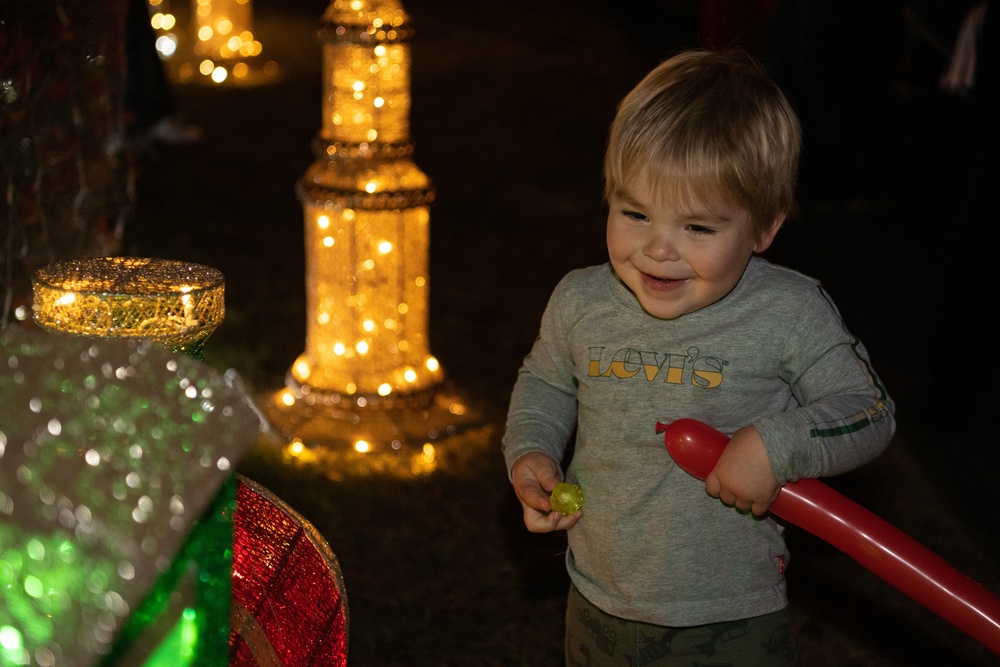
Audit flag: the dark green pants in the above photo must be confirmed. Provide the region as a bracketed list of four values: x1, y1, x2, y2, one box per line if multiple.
[565, 584, 797, 667]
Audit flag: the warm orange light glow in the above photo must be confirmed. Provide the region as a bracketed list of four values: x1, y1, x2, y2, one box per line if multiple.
[171, 0, 274, 85]
[281, 438, 318, 464]
[290, 0, 442, 399]
[31, 257, 225, 356]
[255, 0, 486, 472]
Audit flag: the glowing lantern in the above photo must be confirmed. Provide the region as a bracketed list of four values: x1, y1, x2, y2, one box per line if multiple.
[261, 0, 486, 472]
[176, 0, 278, 85]
[290, 0, 441, 399]
[31, 257, 225, 359]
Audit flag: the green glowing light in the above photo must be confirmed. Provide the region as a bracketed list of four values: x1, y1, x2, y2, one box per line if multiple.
[3, 550, 24, 571]
[57, 540, 76, 564]
[0, 562, 15, 586]
[23, 575, 43, 598]
[26, 540, 45, 561]
[139, 608, 199, 667]
[180, 608, 197, 655]
[0, 626, 22, 651]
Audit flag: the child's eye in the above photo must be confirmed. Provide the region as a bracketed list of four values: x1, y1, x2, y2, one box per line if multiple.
[687, 224, 716, 235]
[621, 209, 647, 222]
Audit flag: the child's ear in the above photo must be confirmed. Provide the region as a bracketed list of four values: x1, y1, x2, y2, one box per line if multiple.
[754, 213, 786, 253]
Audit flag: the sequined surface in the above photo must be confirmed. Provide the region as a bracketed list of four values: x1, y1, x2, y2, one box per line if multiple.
[229, 476, 348, 667]
[31, 257, 225, 358]
[0, 326, 260, 666]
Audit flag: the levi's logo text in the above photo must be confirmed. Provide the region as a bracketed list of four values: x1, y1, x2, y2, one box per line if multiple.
[587, 346, 726, 388]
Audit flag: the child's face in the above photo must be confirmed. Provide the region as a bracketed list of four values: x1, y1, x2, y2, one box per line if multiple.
[606, 175, 779, 320]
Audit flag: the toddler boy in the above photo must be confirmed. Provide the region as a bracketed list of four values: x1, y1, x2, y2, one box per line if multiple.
[503, 50, 896, 666]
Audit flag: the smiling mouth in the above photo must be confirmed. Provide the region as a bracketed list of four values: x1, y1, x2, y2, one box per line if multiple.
[642, 273, 686, 291]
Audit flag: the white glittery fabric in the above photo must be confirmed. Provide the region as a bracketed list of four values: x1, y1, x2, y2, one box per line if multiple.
[0, 325, 260, 666]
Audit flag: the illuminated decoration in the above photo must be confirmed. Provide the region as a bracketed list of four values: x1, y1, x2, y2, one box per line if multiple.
[31, 257, 225, 360]
[229, 475, 348, 666]
[293, 0, 434, 396]
[263, 0, 486, 470]
[147, 0, 183, 60]
[175, 0, 280, 85]
[25, 257, 236, 661]
[0, 326, 259, 667]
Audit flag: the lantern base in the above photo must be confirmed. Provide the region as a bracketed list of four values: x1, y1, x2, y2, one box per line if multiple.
[256, 379, 492, 479]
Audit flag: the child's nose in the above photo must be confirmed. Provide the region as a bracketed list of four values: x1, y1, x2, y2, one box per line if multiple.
[643, 230, 678, 261]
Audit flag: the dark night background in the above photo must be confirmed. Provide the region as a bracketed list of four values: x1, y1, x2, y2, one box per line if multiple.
[4, 0, 1000, 665]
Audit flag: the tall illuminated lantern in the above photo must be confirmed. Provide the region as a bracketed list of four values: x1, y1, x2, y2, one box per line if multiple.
[270, 0, 467, 465]
[294, 0, 439, 397]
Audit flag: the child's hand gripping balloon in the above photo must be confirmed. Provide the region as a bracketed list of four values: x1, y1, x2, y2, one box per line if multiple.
[656, 418, 1000, 657]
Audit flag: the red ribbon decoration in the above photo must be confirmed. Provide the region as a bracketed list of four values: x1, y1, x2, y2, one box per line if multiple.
[656, 418, 1000, 656]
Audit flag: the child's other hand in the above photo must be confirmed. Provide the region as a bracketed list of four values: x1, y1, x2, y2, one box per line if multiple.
[704, 425, 779, 516]
[511, 451, 582, 533]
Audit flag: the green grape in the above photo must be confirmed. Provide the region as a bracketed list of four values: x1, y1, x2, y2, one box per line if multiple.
[550, 482, 584, 516]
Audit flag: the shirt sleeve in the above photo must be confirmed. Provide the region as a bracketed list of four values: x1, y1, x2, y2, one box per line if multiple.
[501, 278, 580, 476]
[502, 371, 578, 476]
[755, 286, 896, 483]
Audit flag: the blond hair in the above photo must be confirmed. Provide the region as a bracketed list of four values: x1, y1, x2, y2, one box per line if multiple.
[604, 50, 801, 240]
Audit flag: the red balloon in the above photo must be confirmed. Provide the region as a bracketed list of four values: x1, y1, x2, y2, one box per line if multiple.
[656, 418, 1000, 656]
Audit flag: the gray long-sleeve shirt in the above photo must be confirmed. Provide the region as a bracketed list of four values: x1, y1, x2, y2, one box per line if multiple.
[503, 258, 895, 626]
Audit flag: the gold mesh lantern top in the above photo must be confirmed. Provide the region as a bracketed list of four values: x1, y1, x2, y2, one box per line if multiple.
[32, 257, 225, 351]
